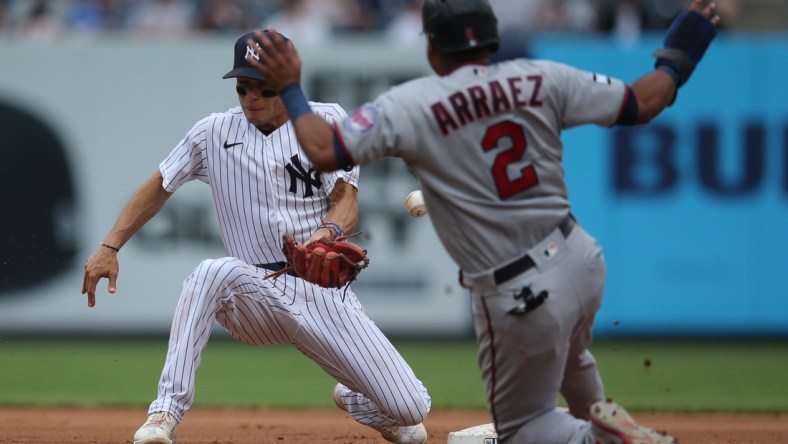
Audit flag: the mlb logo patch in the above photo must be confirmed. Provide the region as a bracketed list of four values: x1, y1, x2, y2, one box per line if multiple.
[543, 242, 559, 258]
[344, 104, 378, 135]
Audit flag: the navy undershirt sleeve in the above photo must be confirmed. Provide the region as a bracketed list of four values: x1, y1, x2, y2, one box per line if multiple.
[615, 86, 639, 126]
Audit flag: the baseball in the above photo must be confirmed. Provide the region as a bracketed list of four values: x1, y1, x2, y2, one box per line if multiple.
[404, 190, 428, 217]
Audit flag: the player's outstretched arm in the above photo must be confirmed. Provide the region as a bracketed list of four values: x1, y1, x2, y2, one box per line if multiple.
[291, 113, 341, 171]
[81, 171, 172, 307]
[631, 0, 720, 123]
[246, 28, 341, 171]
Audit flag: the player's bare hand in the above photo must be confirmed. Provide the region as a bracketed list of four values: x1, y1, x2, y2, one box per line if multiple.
[305, 227, 334, 246]
[689, 0, 721, 26]
[247, 28, 302, 93]
[81, 248, 119, 308]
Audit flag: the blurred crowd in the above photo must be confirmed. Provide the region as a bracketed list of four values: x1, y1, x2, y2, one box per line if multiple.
[0, 0, 774, 45]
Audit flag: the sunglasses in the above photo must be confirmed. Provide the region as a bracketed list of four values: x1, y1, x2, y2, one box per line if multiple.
[236, 85, 278, 98]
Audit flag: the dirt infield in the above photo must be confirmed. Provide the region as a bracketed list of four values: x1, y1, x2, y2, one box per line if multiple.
[1, 407, 787, 443]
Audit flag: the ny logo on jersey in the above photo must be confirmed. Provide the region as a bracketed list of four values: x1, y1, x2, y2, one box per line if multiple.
[285, 155, 322, 197]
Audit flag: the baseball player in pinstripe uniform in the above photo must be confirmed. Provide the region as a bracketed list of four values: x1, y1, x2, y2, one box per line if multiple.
[81, 31, 430, 444]
[248, 0, 720, 443]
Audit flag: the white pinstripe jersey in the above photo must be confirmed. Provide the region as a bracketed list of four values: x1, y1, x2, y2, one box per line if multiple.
[160, 102, 358, 265]
[337, 59, 627, 273]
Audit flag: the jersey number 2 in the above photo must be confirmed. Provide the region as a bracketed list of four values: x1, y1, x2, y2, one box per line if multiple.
[482, 120, 538, 200]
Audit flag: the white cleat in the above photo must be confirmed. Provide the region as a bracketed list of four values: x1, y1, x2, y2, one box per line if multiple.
[590, 399, 676, 444]
[133, 411, 178, 444]
[333, 383, 428, 444]
[374, 423, 428, 444]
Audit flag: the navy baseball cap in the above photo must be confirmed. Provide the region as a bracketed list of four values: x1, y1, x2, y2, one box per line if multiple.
[223, 30, 289, 81]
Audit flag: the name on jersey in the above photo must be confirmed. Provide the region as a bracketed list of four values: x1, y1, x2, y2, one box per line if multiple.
[430, 75, 543, 136]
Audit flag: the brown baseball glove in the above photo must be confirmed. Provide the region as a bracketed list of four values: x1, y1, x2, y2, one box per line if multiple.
[266, 234, 369, 288]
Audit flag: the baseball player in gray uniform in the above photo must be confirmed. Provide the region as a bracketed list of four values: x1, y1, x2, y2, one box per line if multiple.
[81, 31, 430, 444]
[248, 0, 720, 443]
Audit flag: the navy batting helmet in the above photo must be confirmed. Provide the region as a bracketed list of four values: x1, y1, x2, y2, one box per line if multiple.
[422, 0, 500, 54]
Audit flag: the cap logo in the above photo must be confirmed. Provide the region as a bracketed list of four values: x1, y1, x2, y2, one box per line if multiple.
[245, 44, 261, 61]
[466, 27, 477, 47]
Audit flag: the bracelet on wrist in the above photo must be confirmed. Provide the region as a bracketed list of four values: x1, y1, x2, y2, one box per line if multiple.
[323, 221, 345, 239]
[100, 242, 120, 252]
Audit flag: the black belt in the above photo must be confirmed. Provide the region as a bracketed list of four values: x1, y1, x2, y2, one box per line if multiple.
[254, 261, 297, 277]
[492, 213, 576, 286]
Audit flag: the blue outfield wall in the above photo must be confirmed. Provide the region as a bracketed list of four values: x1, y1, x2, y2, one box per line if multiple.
[528, 35, 788, 336]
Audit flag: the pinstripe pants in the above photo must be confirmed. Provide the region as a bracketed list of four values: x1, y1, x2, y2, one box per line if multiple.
[147, 257, 431, 429]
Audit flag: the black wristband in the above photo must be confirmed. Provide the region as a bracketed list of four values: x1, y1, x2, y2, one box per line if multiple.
[280, 83, 311, 122]
[653, 11, 716, 88]
[100, 242, 120, 252]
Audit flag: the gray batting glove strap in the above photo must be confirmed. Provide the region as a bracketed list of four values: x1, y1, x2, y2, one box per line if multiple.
[654, 49, 695, 87]
[654, 11, 717, 88]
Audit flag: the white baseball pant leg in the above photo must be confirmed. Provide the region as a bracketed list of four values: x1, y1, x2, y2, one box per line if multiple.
[147, 257, 430, 428]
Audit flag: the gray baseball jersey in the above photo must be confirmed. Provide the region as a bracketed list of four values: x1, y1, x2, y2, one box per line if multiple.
[148, 103, 431, 429]
[334, 59, 627, 442]
[337, 59, 626, 274]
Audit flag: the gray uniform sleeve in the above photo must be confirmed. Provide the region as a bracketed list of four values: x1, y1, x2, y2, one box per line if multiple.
[338, 88, 417, 166]
[541, 61, 628, 129]
[317, 103, 360, 191]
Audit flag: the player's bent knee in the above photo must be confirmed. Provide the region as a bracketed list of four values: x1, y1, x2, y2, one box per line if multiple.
[398, 393, 431, 425]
